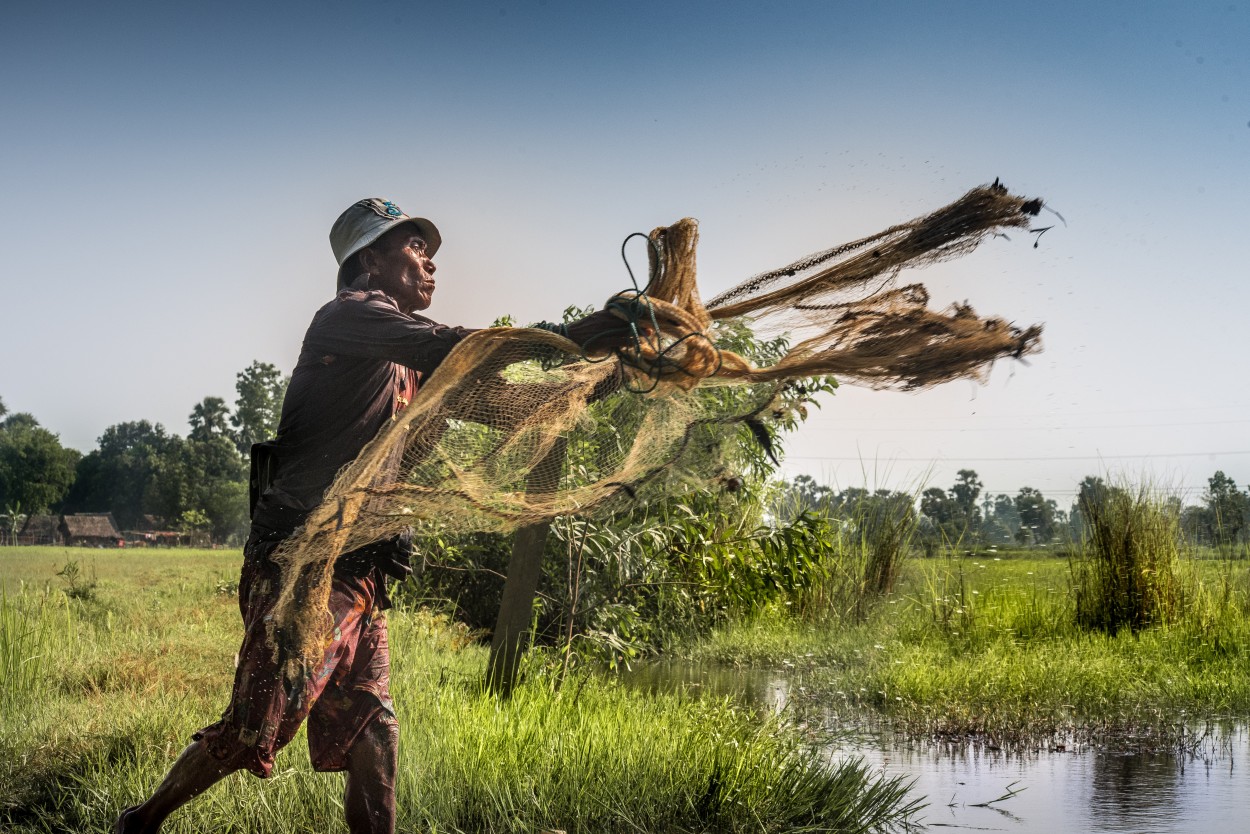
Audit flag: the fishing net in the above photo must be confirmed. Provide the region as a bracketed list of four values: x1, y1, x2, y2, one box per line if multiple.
[269, 180, 1045, 673]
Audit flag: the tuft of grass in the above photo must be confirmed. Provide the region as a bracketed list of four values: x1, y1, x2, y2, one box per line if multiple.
[793, 495, 919, 624]
[1, 584, 76, 718]
[394, 665, 920, 834]
[1073, 486, 1182, 633]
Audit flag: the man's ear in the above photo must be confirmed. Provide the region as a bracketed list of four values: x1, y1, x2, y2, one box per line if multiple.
[357, 245, 379, 275]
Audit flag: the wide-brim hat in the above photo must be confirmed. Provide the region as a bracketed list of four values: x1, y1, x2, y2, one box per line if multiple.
[330, 198, 441, 290]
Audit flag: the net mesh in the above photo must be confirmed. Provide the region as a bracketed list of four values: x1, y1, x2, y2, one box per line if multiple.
[269, 180, 1045, 673]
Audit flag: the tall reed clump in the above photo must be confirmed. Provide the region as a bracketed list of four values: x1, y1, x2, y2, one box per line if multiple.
[801, 491, 919, 623]
[0, 584, 77, 718]
[1073, 484, 1182, 633]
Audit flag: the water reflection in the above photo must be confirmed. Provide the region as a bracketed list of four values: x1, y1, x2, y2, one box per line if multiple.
[1089, 750, 1181, 832]
[837, 731, 1247, 834]
[620, 661, 1246, 834]
[620, 660, 792, 712]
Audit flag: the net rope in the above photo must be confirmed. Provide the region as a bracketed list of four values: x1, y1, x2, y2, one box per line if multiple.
[268, 180, 1045, 674]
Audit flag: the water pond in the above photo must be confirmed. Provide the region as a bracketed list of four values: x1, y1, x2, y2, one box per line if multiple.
[622, 662, 1247, 834]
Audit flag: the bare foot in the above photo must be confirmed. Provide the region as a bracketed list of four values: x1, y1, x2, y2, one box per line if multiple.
[113, 805, 158, 834]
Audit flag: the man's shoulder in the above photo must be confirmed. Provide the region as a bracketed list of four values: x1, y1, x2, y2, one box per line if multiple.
[304, 290, 448, 343]
[308, 289, 403, 327]
[331, 288, 403, 312]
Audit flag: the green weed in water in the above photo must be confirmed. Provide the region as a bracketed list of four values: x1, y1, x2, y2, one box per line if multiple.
[694, 551, 1250, 743]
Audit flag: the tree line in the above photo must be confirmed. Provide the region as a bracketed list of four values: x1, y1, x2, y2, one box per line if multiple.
[4, 365, 1249, 550]
[781, 468, 1250, 550]
[0, 361, 288, 544]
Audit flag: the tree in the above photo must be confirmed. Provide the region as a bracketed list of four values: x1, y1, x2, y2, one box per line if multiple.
[0, 413, 81, 514]
[790, 474, 832, 512]
[920, 470, 982, 546]
[1205, 470, 1249, 546]
[919, 486, 957, 548]
[231, 361, 289, 455]
[189, 396, 232, 443]
[65, 421, 183, 529]
[1181, 504, 1213, 545]
[950, 469, 983, 532]
[981, 493, 1018, 544]
[920, 487, 954, 528]
[1077, 476, 1111, 511]
[1070, 475, 1130, 541]
[66, 419, 250, 542]
[2, 412, 38, 431]
[177, 435, 249, 542]
[1015, 486, 1056, 544]
[773, 474, 834, 522]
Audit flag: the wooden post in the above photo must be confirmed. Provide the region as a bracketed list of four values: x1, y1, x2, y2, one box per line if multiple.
[486, 437, 567, 695]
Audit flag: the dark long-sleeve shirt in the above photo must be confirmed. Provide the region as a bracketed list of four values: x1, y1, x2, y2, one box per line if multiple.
[250, 289, 472, 538]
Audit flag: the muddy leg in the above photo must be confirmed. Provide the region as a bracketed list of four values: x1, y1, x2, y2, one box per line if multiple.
[114, 740, 236, 834]
[344, 715, 399, 834]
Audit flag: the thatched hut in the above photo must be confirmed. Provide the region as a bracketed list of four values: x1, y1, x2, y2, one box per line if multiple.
[60, 513, 124, 547]
[19, 514, 63, 546]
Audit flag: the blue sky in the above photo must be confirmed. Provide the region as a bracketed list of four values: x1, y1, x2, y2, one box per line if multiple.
[2, 1, 1248, 507]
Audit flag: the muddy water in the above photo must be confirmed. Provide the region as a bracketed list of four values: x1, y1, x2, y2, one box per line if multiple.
[621, 663, 1247, 833]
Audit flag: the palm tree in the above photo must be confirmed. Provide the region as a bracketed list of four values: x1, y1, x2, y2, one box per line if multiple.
[188, 396, 232, 443]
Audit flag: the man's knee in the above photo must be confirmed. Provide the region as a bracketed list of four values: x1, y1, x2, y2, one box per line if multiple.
[351, 710, 398, 764]
[371, 712, 399, 752]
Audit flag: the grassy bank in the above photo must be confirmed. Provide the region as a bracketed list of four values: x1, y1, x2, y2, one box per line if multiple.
[0, 547, 918, 833]
[691, 550, 1250, 743]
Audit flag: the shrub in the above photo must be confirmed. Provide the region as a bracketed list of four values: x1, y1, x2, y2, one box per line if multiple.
[1073, 485, 1182, 632]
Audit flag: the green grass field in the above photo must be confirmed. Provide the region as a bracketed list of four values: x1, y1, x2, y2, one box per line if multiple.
[693, 549, 1250, 744]
[0, 547, 917, 833]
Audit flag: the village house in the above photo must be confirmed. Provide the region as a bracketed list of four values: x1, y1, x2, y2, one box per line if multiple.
[59, 513, 125, 548]
[19, 514, 63, 546]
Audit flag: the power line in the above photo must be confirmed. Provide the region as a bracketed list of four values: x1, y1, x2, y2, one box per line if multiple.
[799, 419, 1250, 431]
[787, 450, 1250, 462]
[806, 404, 1250, 419]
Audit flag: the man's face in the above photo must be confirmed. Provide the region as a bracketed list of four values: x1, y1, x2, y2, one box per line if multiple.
[363, 225, 437, 312]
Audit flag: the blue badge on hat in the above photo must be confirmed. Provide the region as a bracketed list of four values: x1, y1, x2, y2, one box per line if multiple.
[358, 198, 407, 220]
